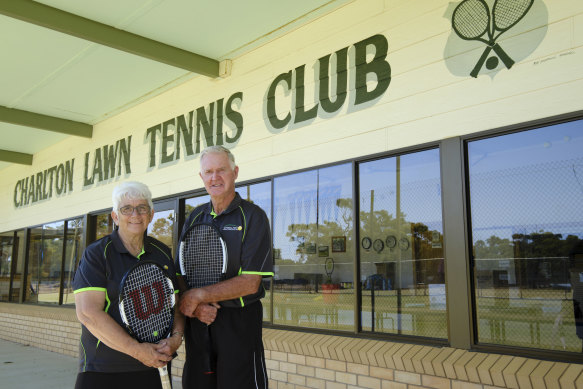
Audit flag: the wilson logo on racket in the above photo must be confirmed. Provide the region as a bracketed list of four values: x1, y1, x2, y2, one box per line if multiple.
[452, 0, 534, 77]
[127, 281, 166, 320]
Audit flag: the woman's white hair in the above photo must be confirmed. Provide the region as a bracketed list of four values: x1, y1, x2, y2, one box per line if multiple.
[111, 181, 153, 211]
[200, 145, 236, 171]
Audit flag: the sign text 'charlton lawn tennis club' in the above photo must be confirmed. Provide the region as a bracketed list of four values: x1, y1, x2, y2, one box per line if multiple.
[12, 34, 391, 208]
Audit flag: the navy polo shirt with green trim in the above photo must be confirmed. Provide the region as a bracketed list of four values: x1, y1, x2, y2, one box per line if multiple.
[72, 229, 177, 373]
[178, 192, 274, 308]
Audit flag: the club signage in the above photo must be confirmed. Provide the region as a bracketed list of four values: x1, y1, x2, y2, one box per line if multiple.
[13, 33, 392, 208]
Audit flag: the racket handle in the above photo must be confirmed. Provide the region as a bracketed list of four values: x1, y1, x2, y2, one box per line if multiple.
[470, 46, 492, 78]
[492, 43, 514, 69]
[158, 365, 173, 389]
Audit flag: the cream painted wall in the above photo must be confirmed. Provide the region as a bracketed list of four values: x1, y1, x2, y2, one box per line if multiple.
[1, 0, 582, 232]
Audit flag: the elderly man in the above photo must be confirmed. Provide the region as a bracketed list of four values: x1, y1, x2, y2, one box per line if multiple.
[178, 145, 273, 389]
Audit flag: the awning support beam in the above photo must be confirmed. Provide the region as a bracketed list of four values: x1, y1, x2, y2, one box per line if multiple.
[0, 149, 33, 165]
[0, 106, 93, 138]
[0, 0, 220, 77]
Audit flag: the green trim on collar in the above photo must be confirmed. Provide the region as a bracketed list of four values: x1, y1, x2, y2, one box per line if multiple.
[136, 247, 146, 259]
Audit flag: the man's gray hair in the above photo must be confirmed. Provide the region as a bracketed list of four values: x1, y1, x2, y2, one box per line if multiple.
[112, 181, 154, 211]
[200, 145, 236, 171]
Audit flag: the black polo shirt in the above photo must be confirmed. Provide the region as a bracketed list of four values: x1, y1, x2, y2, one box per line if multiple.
[72, 229, 177, 373]
[178, 192, 274, 308]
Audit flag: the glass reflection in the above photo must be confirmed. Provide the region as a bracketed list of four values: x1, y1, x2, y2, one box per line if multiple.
[95, 212, 114, 240]
[0, 232, 13, 302]
[468, 120, 583, 351]
[62, 219, 84, 305]
[273, 164, 354, 331]
[148, 209, 175, 254]
[13, 230, 25, 302]
[26, 222, 65, 304]
[359, 149, 446, 338]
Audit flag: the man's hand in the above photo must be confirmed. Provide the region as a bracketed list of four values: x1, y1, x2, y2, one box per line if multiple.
[179, 288, 205, 318]
[194, 302, 221, 325]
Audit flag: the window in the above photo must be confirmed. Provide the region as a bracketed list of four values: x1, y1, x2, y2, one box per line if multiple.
[148, 201, 176, 255]
[272, 164, 354, 331]
[467, 119, 583, 351]
[62, 219, 84, 305]
[95, 212, 114, 240]
[0, 232, 13, 302]
[26, 222, 64, 304]
[358, 149, 446, 338]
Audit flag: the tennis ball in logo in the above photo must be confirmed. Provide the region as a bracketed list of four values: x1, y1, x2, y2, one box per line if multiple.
[238, 226, 242, 230]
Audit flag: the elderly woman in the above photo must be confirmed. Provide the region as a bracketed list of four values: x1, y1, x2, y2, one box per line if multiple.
[72, 181, 184, 389]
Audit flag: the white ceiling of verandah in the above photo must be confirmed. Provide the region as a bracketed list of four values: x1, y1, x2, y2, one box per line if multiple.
[0, 0, 350, 171]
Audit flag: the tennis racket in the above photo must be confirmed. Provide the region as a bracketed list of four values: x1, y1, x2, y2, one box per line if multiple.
[452, 0, 515, 77]
[179, 222, 228, 374]
[119, 260, 176, 389]
[492, 0, 534, 39]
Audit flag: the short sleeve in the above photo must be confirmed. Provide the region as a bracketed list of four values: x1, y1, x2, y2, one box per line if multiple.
[240, 208, 274, 277]
[72, 242, 108, 293]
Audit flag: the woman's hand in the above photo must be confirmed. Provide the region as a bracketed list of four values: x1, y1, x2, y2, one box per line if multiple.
[132, 342, 173, 368]
[157, 332, 183, 358]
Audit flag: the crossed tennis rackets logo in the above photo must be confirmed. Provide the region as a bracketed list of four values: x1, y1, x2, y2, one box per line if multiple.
[452, 0, 534, 77]
[127, 281, 166, 320]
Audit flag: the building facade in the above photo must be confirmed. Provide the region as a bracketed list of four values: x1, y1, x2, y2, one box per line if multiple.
[1, 0, 583, 387]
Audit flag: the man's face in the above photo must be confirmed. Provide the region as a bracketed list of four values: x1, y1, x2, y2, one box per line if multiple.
[199, 152, 238, 199]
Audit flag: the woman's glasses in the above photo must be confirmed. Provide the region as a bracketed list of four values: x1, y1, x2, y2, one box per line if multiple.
[118, 205, 151, 215]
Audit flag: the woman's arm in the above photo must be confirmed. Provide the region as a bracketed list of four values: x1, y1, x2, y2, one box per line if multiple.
[75, 290, 172, 368]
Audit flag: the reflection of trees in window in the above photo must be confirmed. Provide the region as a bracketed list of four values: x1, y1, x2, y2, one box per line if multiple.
[96, 213, 114, 240]
[150, 215, 173, 248]
[474, 232, 582, 289]
[285, 197, 353, 265]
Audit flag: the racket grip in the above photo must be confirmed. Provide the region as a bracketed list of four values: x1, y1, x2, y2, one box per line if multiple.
[158, 365, 173, 389]
[470, 46, 492, 78]
[492, 43, 514, 69]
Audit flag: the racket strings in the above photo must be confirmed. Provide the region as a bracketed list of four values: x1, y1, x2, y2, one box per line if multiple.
[493, 0, 532, 30]
[453, 0, 489, 39]
[120, 264, 175, 343]
[182, 225, 225, 288]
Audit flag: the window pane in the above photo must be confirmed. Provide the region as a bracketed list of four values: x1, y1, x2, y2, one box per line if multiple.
[11, 230, 25, 302]
[27, 222, 65, 304]
[148, 209, 175, 254]
[273, 164, 354, 331]
[0, 232, 13, 302]
[95, 212, 114, 240]
[25, 227, 42, 303]
[468, 120, 583, 351]
[359, 149, 446, 338]
[62, 219, 84, 305]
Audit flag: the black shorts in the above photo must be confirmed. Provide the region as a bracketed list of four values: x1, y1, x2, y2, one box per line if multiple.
[75, 368, 165, 389]
[182, 301, 267, 389]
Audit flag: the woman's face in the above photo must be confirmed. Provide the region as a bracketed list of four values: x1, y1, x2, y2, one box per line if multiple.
[111, 198, 153, 237]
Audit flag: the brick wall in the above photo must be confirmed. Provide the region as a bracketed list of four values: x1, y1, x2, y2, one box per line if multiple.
[2, 303, 583, 388]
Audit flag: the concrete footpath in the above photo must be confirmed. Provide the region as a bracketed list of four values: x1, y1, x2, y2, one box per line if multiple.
[0, 339, 182, 388]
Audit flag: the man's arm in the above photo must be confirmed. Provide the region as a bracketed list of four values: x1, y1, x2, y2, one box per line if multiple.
[179, 274, 261, 318]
